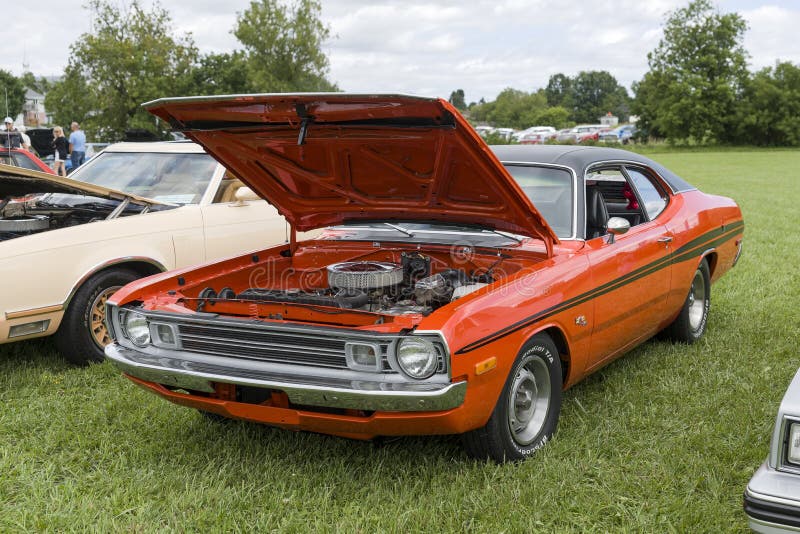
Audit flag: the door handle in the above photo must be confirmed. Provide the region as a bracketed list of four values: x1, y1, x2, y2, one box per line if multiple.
[657, 236, 673, 246]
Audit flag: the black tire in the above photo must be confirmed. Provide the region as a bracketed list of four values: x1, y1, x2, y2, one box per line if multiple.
[461, 334, 562, 463]
[663, 259, 710, 344]
[55, 268, 140, 365]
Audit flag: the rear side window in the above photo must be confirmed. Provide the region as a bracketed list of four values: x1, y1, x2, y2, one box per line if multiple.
[626, 167, 668, 220]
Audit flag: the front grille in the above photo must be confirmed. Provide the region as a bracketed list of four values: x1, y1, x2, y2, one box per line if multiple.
[176, 322, 394, 371]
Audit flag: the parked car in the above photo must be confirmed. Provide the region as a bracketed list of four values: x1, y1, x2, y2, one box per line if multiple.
[519, 132, 554, 145]
[494, 127, 517, 141]
[513, 126, 555, 142]
[0, 141, 305, 365]
[0, 147, 54, 174]
[474, 125, 495, 138]
[599, 125, 637, 145]
[105, 94, 743, 462]
[745, 368, 800, 532]
[557, 124, 605, 143]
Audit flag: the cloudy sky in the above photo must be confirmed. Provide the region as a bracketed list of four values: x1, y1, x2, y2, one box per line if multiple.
[4, 0, 799, 103]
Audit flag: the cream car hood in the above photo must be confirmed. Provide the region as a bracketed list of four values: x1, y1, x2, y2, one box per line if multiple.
[0, 162, 166, 206]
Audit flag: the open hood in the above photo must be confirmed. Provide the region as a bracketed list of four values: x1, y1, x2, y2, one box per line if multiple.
[0, 162, 165, 206]
[145, 93, 558, 249]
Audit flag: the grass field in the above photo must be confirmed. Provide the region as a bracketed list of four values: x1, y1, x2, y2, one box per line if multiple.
[1, 150, 798, 532]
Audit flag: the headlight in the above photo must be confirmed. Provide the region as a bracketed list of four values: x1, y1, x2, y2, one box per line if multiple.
[124, 311, 150, 347]
[787, 422, 800, 465]
[396, 337, 438, 379]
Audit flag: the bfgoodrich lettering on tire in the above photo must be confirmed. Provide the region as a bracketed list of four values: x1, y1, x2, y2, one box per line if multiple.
[461, 333, 562, 462]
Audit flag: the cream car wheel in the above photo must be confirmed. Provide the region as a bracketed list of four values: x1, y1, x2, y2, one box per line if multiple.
[90, 286, 122, 349]
[55, 268, 141, 365]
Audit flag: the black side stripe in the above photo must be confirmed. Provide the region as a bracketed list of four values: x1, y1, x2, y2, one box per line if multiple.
[454, 222, 743, 355]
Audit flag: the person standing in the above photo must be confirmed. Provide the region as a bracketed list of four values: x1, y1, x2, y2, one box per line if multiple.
[2, 117, 22, 148]
[68, 121, 87, 169]
[17, 125, 32, 151]
[52, 126, 68, 177]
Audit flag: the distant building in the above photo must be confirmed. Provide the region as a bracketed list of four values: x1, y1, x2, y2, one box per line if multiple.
[599, 112, 619, 127]
[20, 88, 49, 127]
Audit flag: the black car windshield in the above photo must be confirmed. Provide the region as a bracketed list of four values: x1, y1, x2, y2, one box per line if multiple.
[70, 151, 217, 204]
[503, 164, 573, 238]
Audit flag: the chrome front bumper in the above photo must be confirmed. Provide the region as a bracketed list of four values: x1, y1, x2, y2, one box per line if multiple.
[745, 462, 800, 533]
[105, 344, 467, 413]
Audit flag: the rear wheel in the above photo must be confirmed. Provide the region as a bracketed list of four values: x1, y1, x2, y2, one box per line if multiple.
[663, 259, 710, 343]
[55, 268, 140, 365]
[461, 334, 562, 462]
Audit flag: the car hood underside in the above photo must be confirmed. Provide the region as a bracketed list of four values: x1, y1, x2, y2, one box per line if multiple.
[144, 93, 559, 250]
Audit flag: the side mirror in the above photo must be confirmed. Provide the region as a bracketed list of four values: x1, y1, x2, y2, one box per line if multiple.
[606, 217, 630, 244]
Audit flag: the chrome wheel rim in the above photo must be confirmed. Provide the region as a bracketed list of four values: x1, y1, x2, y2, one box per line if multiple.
[687, 269, 706, 331]
[90, 286, 121, 349]
[507, 356, 551, 446]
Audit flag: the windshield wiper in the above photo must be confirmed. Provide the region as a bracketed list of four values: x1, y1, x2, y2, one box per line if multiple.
[484, 229, 524, 244]
[383, 222, 415, 237]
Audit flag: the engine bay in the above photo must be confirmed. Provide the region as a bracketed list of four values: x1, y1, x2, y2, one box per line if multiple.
[0, 195, 150, 242]
[189, 251, 503, 318]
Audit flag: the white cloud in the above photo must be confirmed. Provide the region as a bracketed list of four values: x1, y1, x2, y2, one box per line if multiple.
[741, 5, 800, 68]
[1, 0, 798, 106]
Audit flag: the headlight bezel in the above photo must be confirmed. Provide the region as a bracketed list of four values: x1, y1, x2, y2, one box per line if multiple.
[121, 310, 151, 347]
[394, 336, 440, 380]
[781, 416, 800, 472]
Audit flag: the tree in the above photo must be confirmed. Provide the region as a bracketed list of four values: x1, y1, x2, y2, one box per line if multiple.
[20, 71, 51, 95]
[469, 88, 551, 129]
[448, 89, 466, 111]
[633, 0, 748, 143]
[571, 70, 630, 123]
[47, 0, 199, 140]
[531, 106, 571, 129]
[45, 66, 94, 131]
[0, 70, 25, 120]
[736, 62, 800, 146]
[234, 0, 337, 92]
[545, 73, 572, 109]
[191, 51, 251, 95]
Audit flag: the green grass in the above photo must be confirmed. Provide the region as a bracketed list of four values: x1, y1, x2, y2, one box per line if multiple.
[2, 150, 798, 532]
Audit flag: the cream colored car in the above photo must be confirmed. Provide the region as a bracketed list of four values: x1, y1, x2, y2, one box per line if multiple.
[0, 141, 294, 364]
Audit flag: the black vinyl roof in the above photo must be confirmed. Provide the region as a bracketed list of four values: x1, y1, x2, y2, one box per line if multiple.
[490, 144, 695, 193]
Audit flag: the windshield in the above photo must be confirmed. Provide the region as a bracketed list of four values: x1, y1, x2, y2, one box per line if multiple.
[503, 164, 573, 238]
[326, 164, 573, 244]
[70, 151, 217, 204]
[325, 222, 523, 248]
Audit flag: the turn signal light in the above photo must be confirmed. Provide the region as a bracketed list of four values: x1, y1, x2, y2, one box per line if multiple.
[475, 357, 497, 376]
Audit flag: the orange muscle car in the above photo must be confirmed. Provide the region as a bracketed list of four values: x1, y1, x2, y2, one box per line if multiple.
[104, 94, 743, 462]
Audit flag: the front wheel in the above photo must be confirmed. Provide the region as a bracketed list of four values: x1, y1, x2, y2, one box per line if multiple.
[55, 268, 140, 365]
[461, 334, 562, 462]
[663, 259, 711, 343]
